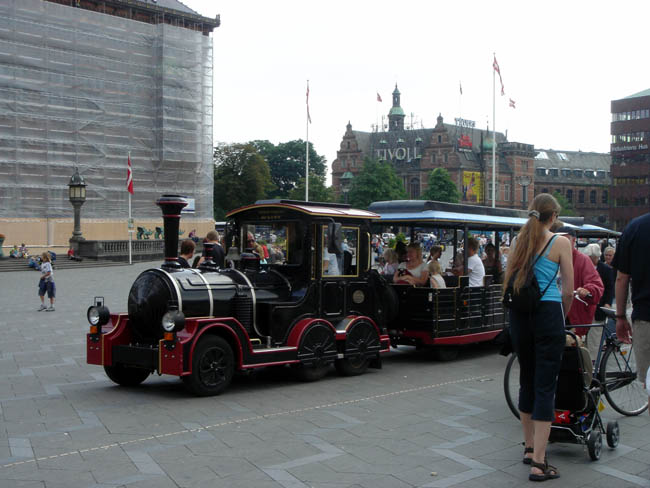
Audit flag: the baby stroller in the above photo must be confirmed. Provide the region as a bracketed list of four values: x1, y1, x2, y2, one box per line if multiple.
[549, 330, 619, 460]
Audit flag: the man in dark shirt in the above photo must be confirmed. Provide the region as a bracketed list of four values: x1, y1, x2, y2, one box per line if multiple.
[178, 239, 195, 268]
[611, 212, 650, 397]
[204, 230, 225, 268]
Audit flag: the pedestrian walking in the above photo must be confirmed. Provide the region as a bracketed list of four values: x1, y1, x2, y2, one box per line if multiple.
[504, 193, 574, 481]
[37, 252, 56, 312]
[611, 212, 650, 406]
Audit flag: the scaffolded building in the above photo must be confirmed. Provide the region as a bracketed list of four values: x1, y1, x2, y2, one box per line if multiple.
[0, 0, 219, 245]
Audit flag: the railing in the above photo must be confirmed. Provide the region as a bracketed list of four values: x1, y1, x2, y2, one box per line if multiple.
[77, 240, 203, 262]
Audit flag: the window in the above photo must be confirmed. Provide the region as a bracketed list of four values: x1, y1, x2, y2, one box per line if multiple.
[566, 189, 573, 202]
[578, 190, 585, 203]
[596, 170, 606, 179]
[410, 178, 420, 199]
[590, 190, 596, 204]
[602, 190, 608, 204]
[561, 168, 571, 177]
[437, 135, 442, 143]
[536, 151, 549, 159]
[322, 225, 359, 277]
[536, 167, 547, 176]
[243, 222, 301, 265]
[557, 153, 568, 161]
[346, 141, 350, 149]
[573, 169, 583, 177]
[488, 182, 499, 202]
[521, 160, 529, 172]
[549, 168, 559, 177]
[431, 154, 436, 164]
[542, 188, 548, 194]
[503, 184, 510, 202]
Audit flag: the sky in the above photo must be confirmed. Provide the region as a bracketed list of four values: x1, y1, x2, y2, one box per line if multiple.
[180, 0, 650, 182]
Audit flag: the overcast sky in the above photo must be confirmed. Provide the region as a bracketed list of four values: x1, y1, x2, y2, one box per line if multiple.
[181, 0, 649, 181]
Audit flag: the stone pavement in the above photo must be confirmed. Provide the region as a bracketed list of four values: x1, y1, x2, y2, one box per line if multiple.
[0, 263, 648, 488]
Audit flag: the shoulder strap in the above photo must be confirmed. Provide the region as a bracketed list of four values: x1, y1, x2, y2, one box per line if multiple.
[532, 235, 554, 267]
[542, 235, 558, 258]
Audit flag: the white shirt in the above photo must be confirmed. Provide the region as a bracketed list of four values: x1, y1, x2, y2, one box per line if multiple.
[323, 250, 340, 275]
[430, 274, 446, 288]
[41, 261, 53, 281]
[467, 253, 485, 287]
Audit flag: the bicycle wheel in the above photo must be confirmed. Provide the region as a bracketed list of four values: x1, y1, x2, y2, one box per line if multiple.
[504, 353, 521, 419]
[599, 343, 648, 416]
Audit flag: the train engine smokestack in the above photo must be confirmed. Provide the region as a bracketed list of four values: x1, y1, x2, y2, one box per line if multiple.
[156, 194, 188, 270]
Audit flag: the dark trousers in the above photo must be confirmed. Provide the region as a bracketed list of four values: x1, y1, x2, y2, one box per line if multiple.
[510, 301, 565, 421]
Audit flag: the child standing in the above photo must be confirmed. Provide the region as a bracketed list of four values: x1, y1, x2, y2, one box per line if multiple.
[38, 252, 56, 311]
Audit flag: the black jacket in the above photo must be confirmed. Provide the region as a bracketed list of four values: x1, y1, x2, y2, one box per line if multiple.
[594, 260, 615, 321]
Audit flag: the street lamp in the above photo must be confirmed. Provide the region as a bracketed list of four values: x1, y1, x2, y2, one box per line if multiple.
[68, 167, 87, 243]
[517, 175, 532, 209]
[340, 171, 353, 204]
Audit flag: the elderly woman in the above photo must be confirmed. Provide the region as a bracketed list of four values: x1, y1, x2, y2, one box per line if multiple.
[603, 246, 615, 266]
[394, 242, 429, 286]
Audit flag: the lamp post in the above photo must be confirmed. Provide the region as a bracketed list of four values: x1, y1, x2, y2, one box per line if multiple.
[341, 171, 353, 204]
[517, 175, 531, 209]
[68, 167, 87, 245]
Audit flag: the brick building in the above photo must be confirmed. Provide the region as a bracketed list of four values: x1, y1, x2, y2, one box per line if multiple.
[331, 85, 536, 209]
[610, 89, 650, 230]
[533, 150, 611, 225]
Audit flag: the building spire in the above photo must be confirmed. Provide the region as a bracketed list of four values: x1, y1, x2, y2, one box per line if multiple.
[388, 83, 405, 132]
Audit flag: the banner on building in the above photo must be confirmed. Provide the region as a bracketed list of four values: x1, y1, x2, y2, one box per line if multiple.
[462, 171, 483, 204]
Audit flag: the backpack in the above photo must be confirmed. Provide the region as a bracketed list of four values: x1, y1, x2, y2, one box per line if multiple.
[502, 236, 558, 314]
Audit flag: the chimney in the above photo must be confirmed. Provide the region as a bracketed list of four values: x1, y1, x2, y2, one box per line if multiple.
[156, 194, 188, 270]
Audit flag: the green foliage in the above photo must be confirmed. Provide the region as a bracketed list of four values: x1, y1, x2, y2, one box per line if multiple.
[421, 168, 460, 203]
[213, 143, 274, 219]
[395, 232, 407, 243]
[250, 139, 326, 198]
[553, 191, 576, 216]
[347, 158, 407, 209]
[287, 173, 334, 202]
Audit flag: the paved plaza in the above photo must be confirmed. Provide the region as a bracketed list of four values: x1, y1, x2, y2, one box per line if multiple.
[0, 263, 648, 487]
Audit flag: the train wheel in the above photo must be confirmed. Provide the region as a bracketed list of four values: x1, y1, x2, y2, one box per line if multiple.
[104, 364, 150, 387]
[433, 346, 459, 361]
[183, 336, 234, 396]
[293, 323, 337, 382]
[336, 320, 379, 376]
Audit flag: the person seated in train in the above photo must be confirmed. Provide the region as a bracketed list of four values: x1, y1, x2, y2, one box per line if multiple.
[382, 248, 399, 277]
[482, 243, 502, 283]
[178, 239, 195, 268]
[395, 240, 408, 263]
[450, 253, 463, 276]
[394, 242, 429, 286]
[466, 237, 486, 287]
[428, 260, 446, 289]
[427, 245, 442, 263]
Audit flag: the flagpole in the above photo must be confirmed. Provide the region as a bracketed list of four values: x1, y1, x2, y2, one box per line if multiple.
[305, 80, 309, 202]
[128, 152, 132, 264]
[492, 54, 496, 208]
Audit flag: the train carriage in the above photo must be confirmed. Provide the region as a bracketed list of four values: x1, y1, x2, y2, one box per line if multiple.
[86, 196, 392, 396]
[368, 200, 529, 359]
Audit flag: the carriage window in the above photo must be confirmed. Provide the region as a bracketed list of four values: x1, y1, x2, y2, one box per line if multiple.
[322, 225, 359, 277]
[241, 222, 301, 265]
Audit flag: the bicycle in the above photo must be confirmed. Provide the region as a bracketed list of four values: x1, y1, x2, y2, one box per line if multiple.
[504, 304, 648, 419]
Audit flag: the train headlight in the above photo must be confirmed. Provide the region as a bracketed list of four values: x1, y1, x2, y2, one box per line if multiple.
[87, 305, 110, 327]
[162, 309, 185, 333]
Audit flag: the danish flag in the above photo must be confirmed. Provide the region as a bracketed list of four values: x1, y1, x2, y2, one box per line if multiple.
[126, 155, 134, 195]
[493, 55, 505, 96]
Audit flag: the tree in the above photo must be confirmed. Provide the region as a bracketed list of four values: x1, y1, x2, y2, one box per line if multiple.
[287, 173, 334, 202]
[553, 191, 576, 216]
[250, 139, 326, 198]
[347, 158, 407, 209]
[213, 143, 274, 219]
[421, 168, 460, 203]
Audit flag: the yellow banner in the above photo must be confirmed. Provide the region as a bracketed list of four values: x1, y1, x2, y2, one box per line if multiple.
[462, 171, 483, 203]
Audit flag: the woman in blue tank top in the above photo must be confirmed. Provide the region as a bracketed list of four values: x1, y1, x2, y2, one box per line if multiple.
[504, 193, 574, 482]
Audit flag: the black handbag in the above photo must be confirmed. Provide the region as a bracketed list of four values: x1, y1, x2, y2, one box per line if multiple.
[502, 236, 558, 314]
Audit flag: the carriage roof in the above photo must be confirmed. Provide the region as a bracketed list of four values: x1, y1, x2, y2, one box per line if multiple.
[226, 200, 380, 220]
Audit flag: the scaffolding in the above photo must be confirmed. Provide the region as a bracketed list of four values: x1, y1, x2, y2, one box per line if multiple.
[0, 0, 215, 219]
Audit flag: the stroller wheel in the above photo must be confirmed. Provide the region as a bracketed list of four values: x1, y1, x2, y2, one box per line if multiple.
[587, 431, 602, 461]
[606, 421, 620, 448]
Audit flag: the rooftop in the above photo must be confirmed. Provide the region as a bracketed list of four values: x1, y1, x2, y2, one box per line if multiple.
[624, 88, 650, 99]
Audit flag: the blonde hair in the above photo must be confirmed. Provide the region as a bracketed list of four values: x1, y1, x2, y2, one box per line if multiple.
[41, 252, 51, 262]
[428, 260, 442, 275]
[604, 246, 615, 255]
[503, 193, 560, 295]
[383, 248, 398, 264]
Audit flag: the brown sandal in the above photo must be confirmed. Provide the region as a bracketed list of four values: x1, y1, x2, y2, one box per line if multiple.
[529, 460, 560, 482]
[522, 446, 534, 464]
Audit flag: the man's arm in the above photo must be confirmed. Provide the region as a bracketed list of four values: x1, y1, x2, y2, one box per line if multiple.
[615, 271, 632, 343]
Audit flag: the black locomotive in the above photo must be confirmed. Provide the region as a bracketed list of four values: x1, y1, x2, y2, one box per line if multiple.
[87, 195, 394, 395]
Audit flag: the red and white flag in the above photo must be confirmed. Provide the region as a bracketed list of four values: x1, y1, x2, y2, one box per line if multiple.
[126, 154, 134, 195]
[306, 81, 312, 124]
[509, 98, 516, 109]
[493, 55, 505, 96]
[377, 92, 382, 102]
